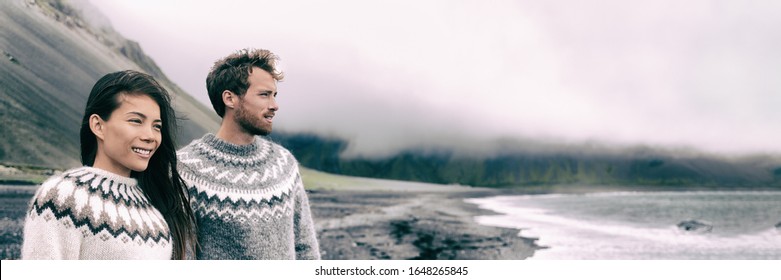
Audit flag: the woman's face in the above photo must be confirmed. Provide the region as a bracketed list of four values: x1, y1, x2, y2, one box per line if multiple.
[92, 94, 162, 177]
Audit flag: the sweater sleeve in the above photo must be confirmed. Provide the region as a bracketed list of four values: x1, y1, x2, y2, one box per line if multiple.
[292, 173, 321, 260]
[21, 179, 83, 259]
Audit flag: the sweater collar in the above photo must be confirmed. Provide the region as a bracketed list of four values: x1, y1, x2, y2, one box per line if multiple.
[201, 133, 263, 156]
[80, 166, 138, 187]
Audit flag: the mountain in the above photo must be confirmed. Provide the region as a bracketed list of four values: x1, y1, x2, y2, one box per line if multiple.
[271, 132, 781, 188]
[0, 0, 220, 168]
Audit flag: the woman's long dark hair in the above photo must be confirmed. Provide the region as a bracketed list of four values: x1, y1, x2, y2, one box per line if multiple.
[80, 70, 195, 259]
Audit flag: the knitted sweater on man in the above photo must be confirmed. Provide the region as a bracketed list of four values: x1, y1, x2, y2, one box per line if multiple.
[177, 133, 320, 260]
[21, 167, 173, 259]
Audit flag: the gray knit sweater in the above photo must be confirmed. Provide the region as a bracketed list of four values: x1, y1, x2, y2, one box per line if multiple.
[22, 167, 173, 259]
[177, 133, 320, 259]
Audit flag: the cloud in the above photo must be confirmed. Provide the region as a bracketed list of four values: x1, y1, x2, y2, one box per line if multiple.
[90, 0, 781, 157]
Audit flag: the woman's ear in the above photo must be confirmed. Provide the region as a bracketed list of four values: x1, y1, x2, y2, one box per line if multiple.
[223, 90, 235, 109]
[89, 114, 106, 141]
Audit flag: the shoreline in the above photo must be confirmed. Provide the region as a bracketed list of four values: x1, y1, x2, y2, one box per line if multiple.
[309, 187, 543, 260]
[459, 190, 781, 260]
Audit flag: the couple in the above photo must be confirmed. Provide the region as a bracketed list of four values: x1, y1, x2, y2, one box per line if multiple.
[20, 49, 320, 260]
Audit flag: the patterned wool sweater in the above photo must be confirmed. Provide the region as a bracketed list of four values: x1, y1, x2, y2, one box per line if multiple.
[177, 133, 320, 260]
[21, 167, 172, 259]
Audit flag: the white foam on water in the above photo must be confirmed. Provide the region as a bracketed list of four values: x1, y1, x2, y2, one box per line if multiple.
[466, 194, 781, 259]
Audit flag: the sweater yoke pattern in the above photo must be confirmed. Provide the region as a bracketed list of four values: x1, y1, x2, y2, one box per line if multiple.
[27, 167, 171, 248]
[177, 134, 299, 223]
[177, 134, 321, 259]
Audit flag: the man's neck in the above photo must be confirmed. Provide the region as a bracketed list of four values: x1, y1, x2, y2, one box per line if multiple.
[215, 120, 255, 145]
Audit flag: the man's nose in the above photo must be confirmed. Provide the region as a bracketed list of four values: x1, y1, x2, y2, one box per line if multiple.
[269, 96, 279, 111]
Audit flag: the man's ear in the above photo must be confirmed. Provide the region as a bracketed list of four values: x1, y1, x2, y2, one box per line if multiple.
[89, 114, 106, 141]
[223, 90, 236, 109]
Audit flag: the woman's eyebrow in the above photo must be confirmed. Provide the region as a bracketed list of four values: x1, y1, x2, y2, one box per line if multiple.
[126, 111, 147, 119]
[126, 111, 161, 122]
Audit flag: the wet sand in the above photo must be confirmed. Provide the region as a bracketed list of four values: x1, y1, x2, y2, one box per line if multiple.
[308, 188, 542, 260]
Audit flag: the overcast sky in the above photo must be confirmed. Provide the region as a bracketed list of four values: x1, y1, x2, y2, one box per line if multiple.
[88, 0, 781, 158]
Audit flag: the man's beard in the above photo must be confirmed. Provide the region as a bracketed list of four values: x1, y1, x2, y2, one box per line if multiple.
[235, 103, 271, 136]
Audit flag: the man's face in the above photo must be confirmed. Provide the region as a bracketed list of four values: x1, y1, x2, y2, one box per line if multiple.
[234, 67, 278, 136]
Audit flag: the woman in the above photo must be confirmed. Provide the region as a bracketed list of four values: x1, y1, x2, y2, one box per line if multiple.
[21, 70, 195, 259]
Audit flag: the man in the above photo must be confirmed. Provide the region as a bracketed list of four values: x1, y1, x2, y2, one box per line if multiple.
[177, 48, 320, 259]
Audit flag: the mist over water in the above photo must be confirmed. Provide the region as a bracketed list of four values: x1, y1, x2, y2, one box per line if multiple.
[468, 191, 781, 259]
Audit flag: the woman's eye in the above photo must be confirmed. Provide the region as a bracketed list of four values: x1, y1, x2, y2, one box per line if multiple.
[129, 119, 142, 124]
[153, 124, 162, 131]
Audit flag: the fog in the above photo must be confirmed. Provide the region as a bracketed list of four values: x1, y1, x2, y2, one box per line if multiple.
[87, 0, 781, 158]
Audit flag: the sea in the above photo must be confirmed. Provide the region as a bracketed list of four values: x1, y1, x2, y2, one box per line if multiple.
[466, 190, 781, 259]
[0, 184, 36, 218]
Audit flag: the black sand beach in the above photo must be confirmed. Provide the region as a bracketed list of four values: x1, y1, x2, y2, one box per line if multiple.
[309, 188, 541, 260]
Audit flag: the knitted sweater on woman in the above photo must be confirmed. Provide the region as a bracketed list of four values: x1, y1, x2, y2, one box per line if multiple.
[177, 134, 320, 260]
[21, 167, 172, 259]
